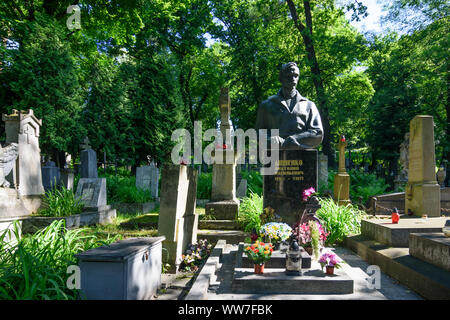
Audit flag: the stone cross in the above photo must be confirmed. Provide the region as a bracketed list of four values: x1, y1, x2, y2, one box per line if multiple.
[81, 137, 91, 150]
[334, 135, 350, 204]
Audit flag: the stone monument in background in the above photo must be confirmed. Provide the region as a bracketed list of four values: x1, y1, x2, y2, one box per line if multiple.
[405, 115, 440, 217]
[205, 88, 240, 220]
[136, 161, 159, 199]
[41, 160, 60, 191]
[333, 135, 350, 205]
[2, 109, 44, 213]
[80, 137, 98, 179]
[158, 164, 198, 272]
[256, 62, 323, 225]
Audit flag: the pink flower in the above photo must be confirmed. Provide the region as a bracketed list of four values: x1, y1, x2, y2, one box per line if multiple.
[302, 187, 316, 202]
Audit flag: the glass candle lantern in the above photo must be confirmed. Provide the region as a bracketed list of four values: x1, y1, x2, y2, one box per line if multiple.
[285, 240, 302, 275]
[279, 240, 289, 254]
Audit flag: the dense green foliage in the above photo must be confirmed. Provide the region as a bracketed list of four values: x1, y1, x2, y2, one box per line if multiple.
[237, 193, 263, 233]
[100, 173, 154, 204]
[38, 186, 84, 217]
[197, 172, 212, 199]
[0, 0, 447, 180]
[316, 197, 366, 245]
[0, 220, 118, 299]
[240, 170, 263, 196]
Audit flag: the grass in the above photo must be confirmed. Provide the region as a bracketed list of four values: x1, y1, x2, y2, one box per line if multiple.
[79, 211, 159, 240]
[37, 186, 83, 217]
[237, 193, 263, 232]
[0, 220, 118, 300]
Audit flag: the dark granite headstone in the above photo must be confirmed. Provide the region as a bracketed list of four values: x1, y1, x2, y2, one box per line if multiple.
[42, 161, 60, 191]
[263, 149, 318, 225]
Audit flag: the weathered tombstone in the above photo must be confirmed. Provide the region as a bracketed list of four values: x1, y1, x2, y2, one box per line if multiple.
[3, 109, 44, 197]
[236, 179, 248, 198]
[256, 62, 323, 225]
[75, 178, 107, 208]
[318, 153, 328, 188]
[333, 135, 350, 205]
[158, 164, 198, 271]
[405, 115, 440, 217]
[41, 160, 60, 191]
[395, 132, 410, 189]
[80, 137, 98, 179]
[206, 88, 239, 220]
[136, 162, 159, 199]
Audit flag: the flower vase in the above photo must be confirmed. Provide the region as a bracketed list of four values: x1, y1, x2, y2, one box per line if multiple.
[325, 266, 335, 275]
[254, 264, 265, 274]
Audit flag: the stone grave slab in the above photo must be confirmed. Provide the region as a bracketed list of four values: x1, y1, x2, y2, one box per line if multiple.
[75, 178, 107, 208]
[232, 244, 353, 294]
[238, 243, 311, 269]
[361, 217, 447, 247]
[409, 233, 450, 272]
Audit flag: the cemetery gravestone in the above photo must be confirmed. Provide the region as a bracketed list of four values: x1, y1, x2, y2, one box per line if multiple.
[76, 178, 107, 208]
[158, 164, 198, 271]
[136, 162, 159, 199]
[333, 135, 350, 205]
[41, 160, 60, 191]
[80, 137, 98, 179]
[405, 115, 440, 217]
[256, 62, 323, 225]
[3, 109, 44, 198]
[206, 88, 239, 220]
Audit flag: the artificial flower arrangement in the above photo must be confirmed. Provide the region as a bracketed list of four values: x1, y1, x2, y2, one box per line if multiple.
[319, 251, 343, 274]
[244, 240, 274, 265]
[302, 187, 317, 202]
[260, 207, 282, 225]
[259, 222, 293, 243]
[179, 239, 213, 272]
[292, 220, 328, 247]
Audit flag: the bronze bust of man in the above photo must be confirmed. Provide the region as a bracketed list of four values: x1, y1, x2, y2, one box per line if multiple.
[256, 62, 323, 149]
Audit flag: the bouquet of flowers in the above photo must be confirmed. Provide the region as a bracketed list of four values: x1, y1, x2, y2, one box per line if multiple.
[260, 207, 282, 225]
[319, 251, 343, 270]
[259, 222, 292, 242]
[179, 239, 213, 272]
[244, 241, 274, 265]
[292, 221, 328, 246]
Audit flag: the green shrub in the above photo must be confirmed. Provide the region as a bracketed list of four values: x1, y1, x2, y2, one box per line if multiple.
[240, 170, 263, 196]
[316, 197, 366, 245]
[197, 172, 212, 199]
[237, 193, 263, 232]
[101, 174, 153, 203]
[38, 186, 84, 217]
[0, 220, 119, 300]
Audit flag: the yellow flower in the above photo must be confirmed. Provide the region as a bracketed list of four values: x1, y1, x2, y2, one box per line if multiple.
[264, 250, 269, 255]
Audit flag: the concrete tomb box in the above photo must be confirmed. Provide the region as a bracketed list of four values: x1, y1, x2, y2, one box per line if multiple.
[76, 237, 165, 300]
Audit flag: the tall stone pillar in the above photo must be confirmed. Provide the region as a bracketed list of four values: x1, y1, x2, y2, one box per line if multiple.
[333, 135, 350, 205]
[205, 88, 239, 220]
[405, 115, 440, 217]
[158, 164, 198, 272]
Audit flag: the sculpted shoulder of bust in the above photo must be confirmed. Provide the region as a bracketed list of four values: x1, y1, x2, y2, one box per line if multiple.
[256, 62, 323, 150]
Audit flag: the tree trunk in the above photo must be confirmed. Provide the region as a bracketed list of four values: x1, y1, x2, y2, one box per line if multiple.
[286, 0, 335, 167]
